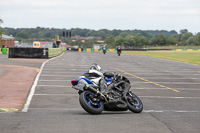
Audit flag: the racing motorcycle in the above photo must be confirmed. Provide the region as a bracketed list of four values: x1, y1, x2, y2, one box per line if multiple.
[102, 48, 106, 54]
[117, 47, 121, 56]
[71, 64, 143, 114]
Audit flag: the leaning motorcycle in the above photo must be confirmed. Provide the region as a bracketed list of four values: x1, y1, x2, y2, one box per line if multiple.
[71, 64, 143, 114]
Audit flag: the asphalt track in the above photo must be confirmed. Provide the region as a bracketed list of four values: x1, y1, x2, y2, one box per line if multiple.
[1, 52, 200, 133]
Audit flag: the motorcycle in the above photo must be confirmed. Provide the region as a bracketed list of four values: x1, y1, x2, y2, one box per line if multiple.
[71, 64, 143, 114]
[117, 48, 121, 56]
[103, 48, 106, 54]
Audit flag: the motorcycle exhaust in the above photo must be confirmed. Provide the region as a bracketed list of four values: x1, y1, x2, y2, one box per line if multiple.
[85, 84, 98, 94]
[85, 84, 109, 103]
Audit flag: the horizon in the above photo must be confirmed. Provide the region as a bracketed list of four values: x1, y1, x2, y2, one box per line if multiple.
[0, 0, 199, 34]
[0, 26, 192, 34]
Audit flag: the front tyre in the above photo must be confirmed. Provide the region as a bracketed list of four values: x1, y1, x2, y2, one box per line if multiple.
[125, 91, 143, 113]
[79, 91, 103, 115]
[117, 51, 121, 56]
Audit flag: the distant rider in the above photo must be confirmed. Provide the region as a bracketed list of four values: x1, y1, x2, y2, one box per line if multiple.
[116, 46, 121, 55]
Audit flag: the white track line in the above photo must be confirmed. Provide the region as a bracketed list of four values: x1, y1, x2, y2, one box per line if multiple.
[40, 75, 79, 77]
[27, 108, 200, 113]
[31, 93, 200, 99]
[34, 94, 77, 96]
[37, 85, 71, 87]
[21, 53, 64, 112]
[38, 80, 70, 81]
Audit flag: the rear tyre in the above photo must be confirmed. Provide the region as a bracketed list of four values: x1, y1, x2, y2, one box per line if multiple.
[79, 91, 103, 115]
[125, 91, 143, 113]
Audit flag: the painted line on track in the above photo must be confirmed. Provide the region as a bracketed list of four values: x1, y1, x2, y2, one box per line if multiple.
[42, 71, 83, 73]
[21, 53, 64, 112]
[40, 75, 79, 77]
[143, 110, 200, 113]
[113, 67, 180, 92]
[135, 88, 200, 90]
[140, 96, 200, 99]
[32, 93, 200, 99]
[36, 85, 71, 87]
[130, 82, 200, 84]
[130, 77, 199, 80]
[27, 108, 200, 113]
[34, 94, 77, 96]
[38, 80, 70, 81]
[0, 108, 19, 112]
[0, 64, 40, 73]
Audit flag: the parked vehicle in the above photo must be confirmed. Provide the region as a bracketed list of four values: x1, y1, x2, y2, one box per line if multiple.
[71, 64, 143, 114]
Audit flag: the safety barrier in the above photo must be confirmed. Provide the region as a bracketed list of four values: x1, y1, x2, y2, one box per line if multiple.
[9, 48, 49, 58]
[0, 48, 9, 54]
[79, 48, 117, 52]
[2, 47, 66, 58]
[172, 49, 200, 51]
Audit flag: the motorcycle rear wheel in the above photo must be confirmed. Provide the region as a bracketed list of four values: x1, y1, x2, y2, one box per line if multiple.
[125, 91, 143, 113]
[79, 91, 104, 115]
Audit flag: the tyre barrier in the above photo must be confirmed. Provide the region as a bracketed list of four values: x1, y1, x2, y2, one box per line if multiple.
[172, 49, 200, 51]
[9, 48, 49, 59]
[79, 48, 117, 52]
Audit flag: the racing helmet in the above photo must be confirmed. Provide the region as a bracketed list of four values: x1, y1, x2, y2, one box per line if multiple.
[90, 63, 102, 71]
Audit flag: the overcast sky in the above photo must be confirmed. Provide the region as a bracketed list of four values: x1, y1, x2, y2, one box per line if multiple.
[0, 0, 199, 33]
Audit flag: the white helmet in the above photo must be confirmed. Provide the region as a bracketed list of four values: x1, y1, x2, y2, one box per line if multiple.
[90, 63, 102, 71]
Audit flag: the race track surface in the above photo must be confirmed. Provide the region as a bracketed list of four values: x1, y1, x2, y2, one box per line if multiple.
[1, 52, 200, 133]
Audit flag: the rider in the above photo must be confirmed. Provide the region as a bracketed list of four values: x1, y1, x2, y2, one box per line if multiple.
[116, 46, 121, 53]
[87, 63, 129, 97]
[102, 44, 106, 50]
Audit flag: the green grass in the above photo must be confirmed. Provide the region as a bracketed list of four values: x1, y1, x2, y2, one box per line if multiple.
[124, 51, 200, 65]
[148, 46, 200, 49]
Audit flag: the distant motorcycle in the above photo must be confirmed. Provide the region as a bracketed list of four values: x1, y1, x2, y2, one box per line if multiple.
[71, 64, 143, 114]
[117, 47, 121, 56]
[103, 48, 106, 54]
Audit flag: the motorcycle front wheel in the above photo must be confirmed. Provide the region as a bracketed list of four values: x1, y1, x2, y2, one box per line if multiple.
[117, 51, 121, 56]
[79, 91, 104, 115]
[125, 91, 143, 113]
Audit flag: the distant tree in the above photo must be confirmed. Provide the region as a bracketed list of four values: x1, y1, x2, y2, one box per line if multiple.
[16, 32, 29, 39]
[167, 37, 178, 45]
[115, 36, 125, 47]
[105, 35, 115, 48]
[119, 32, 128, 38]
[86, 30, 97, 36]
[180, 32, 193, 42]
[151, 34, 168, 46]
[124, 36, 136, 48]
[111, 29, 121, 36]
[194, 33, 200, 45]
[186, 36, 196, 45]
[180, 29, 188, 34]
[97, 31, 106, 39]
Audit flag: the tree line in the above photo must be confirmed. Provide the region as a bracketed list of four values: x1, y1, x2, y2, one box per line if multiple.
[0, 27, 199, 48]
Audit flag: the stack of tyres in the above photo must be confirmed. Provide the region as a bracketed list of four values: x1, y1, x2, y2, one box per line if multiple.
[8, 48, 49, 59]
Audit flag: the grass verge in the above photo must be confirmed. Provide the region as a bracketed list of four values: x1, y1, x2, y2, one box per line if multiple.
[123, 51, 200, 65]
